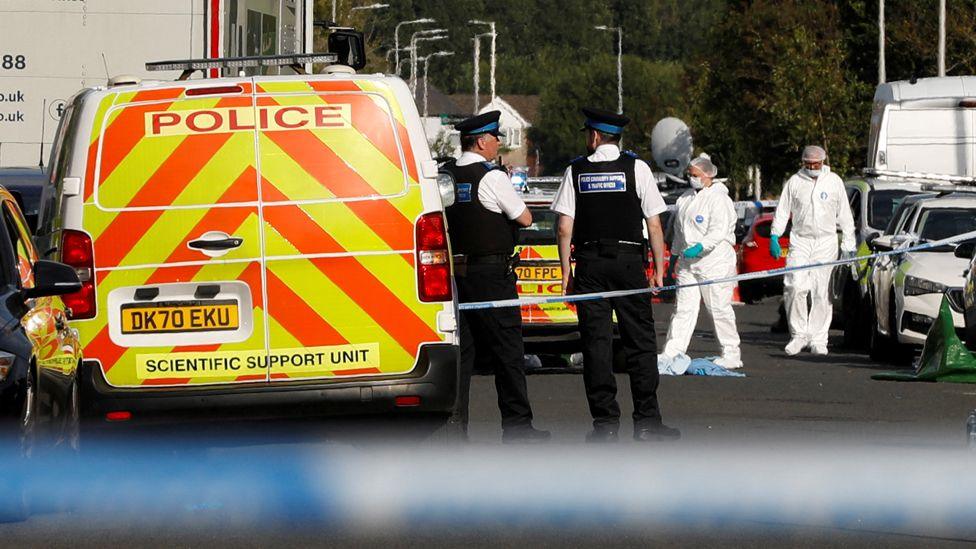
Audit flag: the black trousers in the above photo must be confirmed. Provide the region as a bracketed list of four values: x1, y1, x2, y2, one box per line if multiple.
[453, 263, 533, 430]
[574, 249, 662, 429]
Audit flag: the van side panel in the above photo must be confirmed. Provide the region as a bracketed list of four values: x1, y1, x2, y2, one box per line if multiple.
[255, 80, 444, 380]
[79, 85, 269, 388]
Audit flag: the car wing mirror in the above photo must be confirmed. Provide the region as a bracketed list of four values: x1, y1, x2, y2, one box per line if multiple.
[24, 260, 81, 299]
[870, 235, 894, 252]
[955, 241, 976, 260]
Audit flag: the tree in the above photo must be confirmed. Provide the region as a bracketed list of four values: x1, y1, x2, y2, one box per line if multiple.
[692, 0, 871, 196]
[532, 56, 688, 174]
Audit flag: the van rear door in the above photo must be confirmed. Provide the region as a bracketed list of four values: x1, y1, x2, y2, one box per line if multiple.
[254, 79, 445, 381]
[82, 83, 267, 388]
[884, 108, 976, 175]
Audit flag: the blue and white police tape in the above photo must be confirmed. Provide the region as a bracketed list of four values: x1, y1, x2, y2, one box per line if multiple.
[458, 229, 976, 311]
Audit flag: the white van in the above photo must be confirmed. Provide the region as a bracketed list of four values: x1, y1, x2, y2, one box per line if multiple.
[868, 76, 976, 176]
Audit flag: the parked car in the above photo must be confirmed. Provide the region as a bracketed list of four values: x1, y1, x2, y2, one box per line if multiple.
[846, 192, 936, 348]
[867, 194, 976, 360]
[829, 177, 927, 347]
[737, 215, 790, 303]
[0, 185, 85, 537]
[0, 182, 83, 454]
[0, 167, 51, 234]
[956, 241, 976, 352]
[516, 185, 673, 356]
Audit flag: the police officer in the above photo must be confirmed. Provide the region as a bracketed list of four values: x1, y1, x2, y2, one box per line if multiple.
[552, 107, 680, 442]
[444, 111, 550, 444]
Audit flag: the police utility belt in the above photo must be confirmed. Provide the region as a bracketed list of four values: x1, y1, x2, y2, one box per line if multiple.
[577, 239, 647, 261]
[452, 252, 520, 276]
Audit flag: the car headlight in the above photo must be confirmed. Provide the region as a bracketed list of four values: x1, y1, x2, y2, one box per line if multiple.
[903, 275, 948, 296]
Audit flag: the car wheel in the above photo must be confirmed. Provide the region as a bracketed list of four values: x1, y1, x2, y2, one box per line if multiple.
[964, 303, 976, 353]
[842, 284, 867, 350]
[19, 370, 37, 459]
[867, 305, 889, 362]
[65, 380, 81, 452]
[739, 281, 758, 304]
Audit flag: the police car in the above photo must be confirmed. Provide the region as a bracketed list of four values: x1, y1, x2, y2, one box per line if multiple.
[41, 47, 461, 423]
[828, 175, 926, 347]
[867, 190, 976, 359]
[515, 179, 673, 357]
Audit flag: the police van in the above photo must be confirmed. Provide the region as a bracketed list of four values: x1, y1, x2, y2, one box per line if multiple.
[40, 47, 459, 421]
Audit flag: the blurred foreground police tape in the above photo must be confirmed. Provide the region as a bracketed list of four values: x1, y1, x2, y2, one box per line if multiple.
[459, 229, 976, 311]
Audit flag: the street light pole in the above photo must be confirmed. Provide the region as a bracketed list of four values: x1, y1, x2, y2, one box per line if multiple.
[411, 32, 447, 95]
[394, 18, 434, 77]
[420, 51, 455, 117]
[595, 25, 623, 114]
[938, 0, 946, 77]
[878, 0, 886, 84]
[469, 21, 497, 104]
[471, 33, 492, 113]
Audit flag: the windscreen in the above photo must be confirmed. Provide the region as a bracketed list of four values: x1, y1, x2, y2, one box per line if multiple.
[917, 208, 976, 241]
[755, 220, 791, 239]
[868, 189, 917, 230]
[519, 208, 557, 245]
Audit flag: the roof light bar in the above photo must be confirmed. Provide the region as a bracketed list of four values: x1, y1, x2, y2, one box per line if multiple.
[146, 53, 339, 73]
[920, 183, 976, 194]
[864, 168, 976, 185]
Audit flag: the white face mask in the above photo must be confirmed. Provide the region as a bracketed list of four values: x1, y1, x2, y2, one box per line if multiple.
[688, 176, 703, 190]
[804, 168, 822, 178]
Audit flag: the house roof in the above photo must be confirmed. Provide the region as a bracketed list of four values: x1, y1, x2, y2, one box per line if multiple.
[414, 84, 466, 117]
[448, 94, 540, 125]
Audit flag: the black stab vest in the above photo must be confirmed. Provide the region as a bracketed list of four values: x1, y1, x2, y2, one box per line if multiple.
[442, 160, 517, 256]
[570, 153, 644, 245]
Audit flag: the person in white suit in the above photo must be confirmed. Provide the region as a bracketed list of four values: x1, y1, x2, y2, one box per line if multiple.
[663, 155, 742, 369]
[770, 145, 856, 356]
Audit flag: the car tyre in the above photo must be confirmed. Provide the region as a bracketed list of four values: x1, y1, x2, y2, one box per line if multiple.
[867, 305, 890, 362]
[19, 369, 37, 459]
[65, 380, 81, 452]
[842, 283, 868, 350]
[739, 281, 759, 304]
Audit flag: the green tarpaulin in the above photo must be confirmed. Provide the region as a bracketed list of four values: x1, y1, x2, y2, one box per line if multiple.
[873, 295, 976, 383]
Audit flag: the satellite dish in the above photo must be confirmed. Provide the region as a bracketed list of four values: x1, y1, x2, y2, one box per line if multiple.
[651, 117, 693, 178]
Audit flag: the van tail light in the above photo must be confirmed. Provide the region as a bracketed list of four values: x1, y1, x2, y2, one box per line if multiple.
[416, 212, 452, 302]
[61, 230, 96, 319]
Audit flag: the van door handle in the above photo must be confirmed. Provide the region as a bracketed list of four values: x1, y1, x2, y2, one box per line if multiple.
[188, 237, 244, 251]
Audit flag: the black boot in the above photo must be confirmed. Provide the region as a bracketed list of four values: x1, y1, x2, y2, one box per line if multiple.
[502, 425, 551, 444]
[585, 424, 619, 443]
[634, 423, 681, 442]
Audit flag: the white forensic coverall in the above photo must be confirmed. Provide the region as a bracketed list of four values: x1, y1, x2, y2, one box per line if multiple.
[771, 166, 856, 347]
[663, 181, 742, 367]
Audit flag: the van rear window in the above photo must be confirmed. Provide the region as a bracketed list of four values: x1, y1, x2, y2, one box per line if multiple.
[95, 95, 260, 210]
[255, 90, 411, 202]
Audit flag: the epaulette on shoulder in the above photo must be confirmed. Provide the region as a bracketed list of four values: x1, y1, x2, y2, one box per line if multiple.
[569, 155, 586, 164]
[481, 161, 504, 172]
[622, 150, 641, 159]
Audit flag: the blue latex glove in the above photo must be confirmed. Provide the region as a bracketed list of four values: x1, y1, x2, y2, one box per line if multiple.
[683, 243, 704, 258]
[769, 235, 782, 259]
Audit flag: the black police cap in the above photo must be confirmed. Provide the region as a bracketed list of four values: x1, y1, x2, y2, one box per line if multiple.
[456, 110, 503, 137]
[581, 107, 629, 135]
